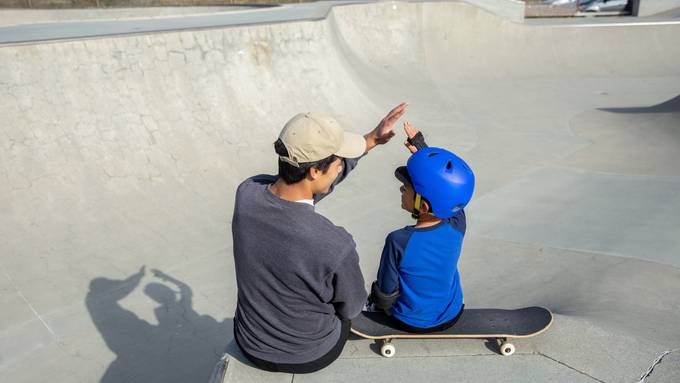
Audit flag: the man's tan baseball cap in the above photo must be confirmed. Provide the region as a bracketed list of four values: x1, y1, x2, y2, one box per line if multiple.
[278, 113, 366, 167]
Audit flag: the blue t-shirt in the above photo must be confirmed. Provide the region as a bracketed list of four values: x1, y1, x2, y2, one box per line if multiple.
[376, 211, 466, 328]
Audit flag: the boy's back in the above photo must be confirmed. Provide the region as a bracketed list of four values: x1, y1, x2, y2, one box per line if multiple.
[370, 125, 474, 333]
[377, 211, 466, 329]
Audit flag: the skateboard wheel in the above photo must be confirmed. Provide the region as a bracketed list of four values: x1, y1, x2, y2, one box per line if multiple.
[500, 342, 515, 356]
[380, 343, 396, 358]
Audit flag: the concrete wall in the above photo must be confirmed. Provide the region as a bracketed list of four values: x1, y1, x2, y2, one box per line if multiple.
[637, 0, 680, 16]
[462, 0, 525, 22]
[0, 0, 302, 9]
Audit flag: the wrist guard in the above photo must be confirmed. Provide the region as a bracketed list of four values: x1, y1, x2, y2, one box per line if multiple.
[407, 132, 428, 150]
[370, 281, 400, 311]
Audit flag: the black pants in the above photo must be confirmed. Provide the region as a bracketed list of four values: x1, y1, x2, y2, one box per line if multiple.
[389, 304, 465, 334]
[235, 319, 350, 374]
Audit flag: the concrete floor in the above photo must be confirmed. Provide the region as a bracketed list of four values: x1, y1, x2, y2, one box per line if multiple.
[1, 1, 679, 382]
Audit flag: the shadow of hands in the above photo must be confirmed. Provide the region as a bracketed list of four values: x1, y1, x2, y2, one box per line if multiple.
[86, 267, 233, 383]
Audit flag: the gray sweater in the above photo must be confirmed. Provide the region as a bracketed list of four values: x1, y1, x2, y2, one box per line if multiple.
[232, 158, 367, 364]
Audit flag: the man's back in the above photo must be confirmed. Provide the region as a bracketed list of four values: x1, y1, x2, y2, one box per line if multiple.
[232, 175, 366, 364]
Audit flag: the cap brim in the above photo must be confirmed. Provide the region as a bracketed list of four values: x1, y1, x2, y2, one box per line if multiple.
[334, 131, 366, 159]
[394, 166, 412, 185]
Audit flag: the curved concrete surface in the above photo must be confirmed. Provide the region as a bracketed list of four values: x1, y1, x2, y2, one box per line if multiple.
[0, 7, 258, 28]
[0, 1, 365, 45]
[1, 2, 679, 382]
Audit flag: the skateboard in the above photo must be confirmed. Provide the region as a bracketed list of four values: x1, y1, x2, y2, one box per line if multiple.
[350, 306, 552, 357]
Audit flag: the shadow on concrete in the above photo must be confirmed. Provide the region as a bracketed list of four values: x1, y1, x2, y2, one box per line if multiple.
[600, 94, 680, 114]
[367, 339, 383, 356]
[484, 338, 500, 354]
[86, 266, 232, 383]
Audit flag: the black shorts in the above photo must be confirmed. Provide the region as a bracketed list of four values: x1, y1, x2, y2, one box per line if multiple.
[235, 319, 350, 374]
[389, 304, 465, 334]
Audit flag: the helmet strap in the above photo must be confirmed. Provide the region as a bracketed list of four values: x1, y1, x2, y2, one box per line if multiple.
[411, 193, 423, 219]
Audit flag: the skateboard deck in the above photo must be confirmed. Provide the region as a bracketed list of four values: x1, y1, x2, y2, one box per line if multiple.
[351, 306, 552, 357]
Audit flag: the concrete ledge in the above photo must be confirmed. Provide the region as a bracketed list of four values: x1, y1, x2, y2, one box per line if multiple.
[215, 352, 602, 383]
[637, 0, 680, 16]
[0, 0, 305, 9]
[0, 7, 257, 27]
[462, 0, 525, 22]
[525, 0, 577, 18]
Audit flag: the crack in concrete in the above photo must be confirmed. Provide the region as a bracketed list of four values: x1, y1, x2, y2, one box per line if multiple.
[637, 347, 680, 383]
[537, 352, 606, 383]
[0, 262, 57, 339]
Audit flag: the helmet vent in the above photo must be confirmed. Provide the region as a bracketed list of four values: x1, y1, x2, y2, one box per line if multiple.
[446, 161, 452, 171]
[427, 152, 439, 157]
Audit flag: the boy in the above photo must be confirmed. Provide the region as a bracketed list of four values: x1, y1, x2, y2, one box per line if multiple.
[369, 123, 475, 332]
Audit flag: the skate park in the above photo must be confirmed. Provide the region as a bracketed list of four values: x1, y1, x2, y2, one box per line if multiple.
[1, 0, 680, 382]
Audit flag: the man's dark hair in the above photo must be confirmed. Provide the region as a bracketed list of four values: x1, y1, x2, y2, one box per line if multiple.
[274, 139, 338, 184]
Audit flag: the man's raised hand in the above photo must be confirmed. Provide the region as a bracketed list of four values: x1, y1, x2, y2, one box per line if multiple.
[365, 102, 408, 151]
[376, 102, 408, 143]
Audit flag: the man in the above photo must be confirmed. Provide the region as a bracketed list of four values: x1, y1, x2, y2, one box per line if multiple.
[232, 103, 407, 373]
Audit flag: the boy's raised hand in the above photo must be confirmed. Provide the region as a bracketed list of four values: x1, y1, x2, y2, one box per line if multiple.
[403, 122, 420, 154]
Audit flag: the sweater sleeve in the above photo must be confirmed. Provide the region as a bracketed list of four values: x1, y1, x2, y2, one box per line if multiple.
[314, 155, 364, 204]
[330, 250, 367, 320]
[376, 233, 406, 295]
[449, 209, 467, 235]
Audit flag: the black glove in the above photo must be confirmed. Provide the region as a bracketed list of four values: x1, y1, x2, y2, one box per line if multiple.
[407, 132, 428, 151]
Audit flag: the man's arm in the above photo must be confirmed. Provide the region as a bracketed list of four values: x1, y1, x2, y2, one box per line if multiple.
[314, 103, 408, 203]
[364, 102, 408, 152]
[330, 251, 368, 320]
[314, 155, 363, 203]
[88, 266, 145, 302]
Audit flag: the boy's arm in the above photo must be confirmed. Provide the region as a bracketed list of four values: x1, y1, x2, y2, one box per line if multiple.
[451, 209, 467, 235]
[403, 122, 428, 153]
[152, 269, 193, 308]
[372, 233, 407, 311]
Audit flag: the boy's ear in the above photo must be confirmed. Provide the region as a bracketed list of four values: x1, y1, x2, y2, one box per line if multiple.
[419, 199, 431, 215]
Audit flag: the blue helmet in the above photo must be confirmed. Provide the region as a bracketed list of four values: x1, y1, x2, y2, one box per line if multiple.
[401, 147, 475, 219]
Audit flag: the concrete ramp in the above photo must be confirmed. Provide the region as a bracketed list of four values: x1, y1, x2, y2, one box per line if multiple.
[1, 2, 679, 382]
